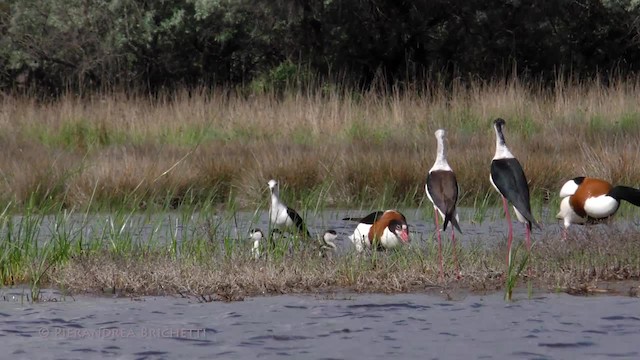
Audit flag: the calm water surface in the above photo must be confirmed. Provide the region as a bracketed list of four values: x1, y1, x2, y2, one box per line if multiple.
[15, 207, 640, 251]
[0, 289, 639, 359]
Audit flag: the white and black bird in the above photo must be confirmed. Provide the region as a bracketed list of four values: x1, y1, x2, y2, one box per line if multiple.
[268, 179, 311, 238]
[557, 176, 640, 238]
[489, 118, 538, 266]
[318, 229, 338, 257]
[425, 129, 462, 279]
[249, 228, 337, 259]
[249, 228, 265, 260]
[343, 210, 410, 252]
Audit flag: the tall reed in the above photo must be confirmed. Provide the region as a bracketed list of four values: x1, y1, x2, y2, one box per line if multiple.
[1, 76, 640, 211]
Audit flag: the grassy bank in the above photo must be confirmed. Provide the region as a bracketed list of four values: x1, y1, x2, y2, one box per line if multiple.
[1, 77, 640, 212]
[0, 204, 639, 302]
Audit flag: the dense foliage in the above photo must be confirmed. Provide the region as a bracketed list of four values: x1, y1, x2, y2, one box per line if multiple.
[1, 0, 639, 94]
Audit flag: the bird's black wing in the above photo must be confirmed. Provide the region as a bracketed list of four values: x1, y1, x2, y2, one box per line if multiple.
[287, 207, 311, 238]
[426, 170, 462, 233]
[490, 158, 538, 227]
[449, 181, 462, 233]
[342, 211, 385, 224]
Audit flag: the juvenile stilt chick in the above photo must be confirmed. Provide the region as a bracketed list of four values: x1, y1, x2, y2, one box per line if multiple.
[318, 229, 338, 257]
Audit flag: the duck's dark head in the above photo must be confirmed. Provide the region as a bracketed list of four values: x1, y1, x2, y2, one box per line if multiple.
[388, 219, 410, 243]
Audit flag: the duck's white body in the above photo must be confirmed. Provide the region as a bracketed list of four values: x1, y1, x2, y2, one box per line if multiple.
[349, 223, 371, 252]
[348, 223, 403, 252]
[555, 177, 640, 231]
[557, 197, 586, 229]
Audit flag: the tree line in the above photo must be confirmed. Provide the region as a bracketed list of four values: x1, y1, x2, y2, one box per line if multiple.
[1, 0, 639, 95]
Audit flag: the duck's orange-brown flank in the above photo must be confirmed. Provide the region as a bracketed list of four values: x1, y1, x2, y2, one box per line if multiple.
[368, 210, 407, 245]
[569, 178, 613, 217]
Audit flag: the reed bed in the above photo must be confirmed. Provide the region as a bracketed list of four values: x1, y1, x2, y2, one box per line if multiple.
[1, 77, 640, 301]
[1, 77, 640, 212]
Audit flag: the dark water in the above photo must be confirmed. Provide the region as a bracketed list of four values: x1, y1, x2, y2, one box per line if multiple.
[1, 289, 639, 359]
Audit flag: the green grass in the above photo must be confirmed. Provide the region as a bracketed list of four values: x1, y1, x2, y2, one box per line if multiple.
[25, 119, 129, 151]
[504, 241, 532, 301]
[618, 112, 640, 132]
[0, 195, 638, 303]
[470, 189, 493, 224]
[1, 175, 640, 303]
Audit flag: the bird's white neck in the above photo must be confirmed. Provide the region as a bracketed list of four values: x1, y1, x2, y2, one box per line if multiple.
[431, 133, 452, 171]
[270, 190, 281, 207]
[493, 126, 515, 160]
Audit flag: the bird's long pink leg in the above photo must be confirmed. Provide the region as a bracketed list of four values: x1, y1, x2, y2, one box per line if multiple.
[451, 229, 460, 279]
[525, 223, 532, 277]
[435, 210, 443, 281]
[502, 196, 513, 268]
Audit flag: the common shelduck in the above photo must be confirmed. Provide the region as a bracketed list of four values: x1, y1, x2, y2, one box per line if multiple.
[343, 210, 410, 252]
[489, 118, 538, 266]
[557, 176, 640, 235]
[425, 129, 462, 279]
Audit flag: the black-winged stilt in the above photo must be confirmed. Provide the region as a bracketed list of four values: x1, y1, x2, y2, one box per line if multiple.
[268, 179, 311, 238]
[489, 118, 538, 267]
[425, 129, 462, 279]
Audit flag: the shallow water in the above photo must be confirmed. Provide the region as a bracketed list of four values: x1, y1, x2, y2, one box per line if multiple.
[12, 207, 640, 253]
[4, 208, 640, 358]
[1, 289, 639, 359]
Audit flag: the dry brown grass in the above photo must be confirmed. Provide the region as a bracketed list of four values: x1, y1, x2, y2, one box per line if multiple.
[2, 77, 640, 210]
[48, 226, 640, 301]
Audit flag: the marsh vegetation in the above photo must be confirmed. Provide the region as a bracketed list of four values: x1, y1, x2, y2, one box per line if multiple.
[1, 77, 640, 301]
[1, 77, 640, 213]
[0, 202, 639, 302]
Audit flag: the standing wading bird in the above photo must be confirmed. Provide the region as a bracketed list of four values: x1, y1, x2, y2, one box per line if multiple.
[268, 179, 311, 239]
[557, 176, 640, 238]
[489, 118, 539, 268]
[343, 210, 410, 252]
[426, 129, 462, 280]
